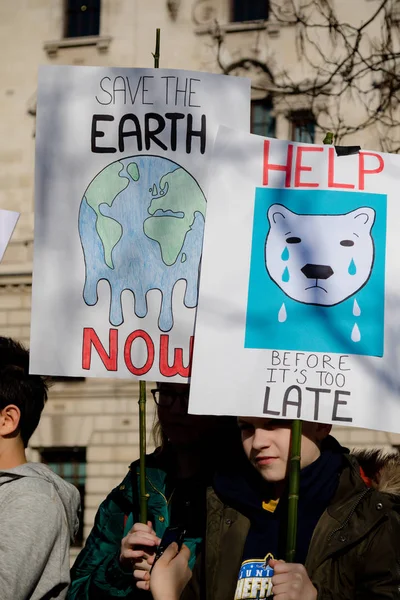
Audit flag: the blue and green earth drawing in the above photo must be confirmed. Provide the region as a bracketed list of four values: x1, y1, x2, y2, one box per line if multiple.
[78, 155, 206, 331]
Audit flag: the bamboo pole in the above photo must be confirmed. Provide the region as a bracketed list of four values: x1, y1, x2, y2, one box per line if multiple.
[138, 380, 148, 523]
[285, 131, 334, 560]
[323, 131, 334, 145]
[285, 420, 302, 562]
[152, 28, 161, 68]
[138, 28, 161, 524]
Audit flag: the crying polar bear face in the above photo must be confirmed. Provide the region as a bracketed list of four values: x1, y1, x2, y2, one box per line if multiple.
[265, 204, 375, 306]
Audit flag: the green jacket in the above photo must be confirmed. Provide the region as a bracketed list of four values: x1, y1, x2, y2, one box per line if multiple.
[183, 451, 400, 600]
[68, 451, 202, 599]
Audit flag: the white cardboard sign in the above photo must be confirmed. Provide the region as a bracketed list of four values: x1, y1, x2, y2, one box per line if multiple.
[30, 66, 250, 381]
[189, 126, 400, 433]
[0, 210, 19, 263]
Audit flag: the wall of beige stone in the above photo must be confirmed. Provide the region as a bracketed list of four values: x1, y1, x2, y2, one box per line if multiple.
[1, 0, 399, 551]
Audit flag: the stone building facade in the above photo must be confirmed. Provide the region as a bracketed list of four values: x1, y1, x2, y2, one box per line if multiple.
[1, 0, 399, 552]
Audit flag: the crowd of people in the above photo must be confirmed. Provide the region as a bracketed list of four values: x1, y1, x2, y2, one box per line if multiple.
[0, 334, 399, 600]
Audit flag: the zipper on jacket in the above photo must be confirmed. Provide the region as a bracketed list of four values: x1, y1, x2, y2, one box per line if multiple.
[144, 474, 169, 505]
[327, 488, 372, 541]
[135, 468, 169, 505]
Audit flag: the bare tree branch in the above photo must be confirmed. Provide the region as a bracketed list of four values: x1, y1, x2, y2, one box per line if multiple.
[210, 0, 400, 151]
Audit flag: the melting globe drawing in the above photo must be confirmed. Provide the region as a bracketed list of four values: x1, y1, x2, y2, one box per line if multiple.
[78, 155, 206, 331]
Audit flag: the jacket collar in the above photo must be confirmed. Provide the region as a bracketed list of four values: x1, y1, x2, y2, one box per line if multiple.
[352, 449, 400, 495]
[306, 451, 400, 573]
[130, 448, 174, 501]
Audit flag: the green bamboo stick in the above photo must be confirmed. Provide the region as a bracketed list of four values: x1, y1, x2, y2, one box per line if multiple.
[285, 420, 302, 562]
[285, 130, 334, 559]
[139, 379, 148, 523]
[323, 131, 334, 145]
[152, 28, 161, 68]
[138, 28, 161, 524]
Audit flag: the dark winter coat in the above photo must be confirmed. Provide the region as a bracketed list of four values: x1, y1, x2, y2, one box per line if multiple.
[182, 450, 400, 600]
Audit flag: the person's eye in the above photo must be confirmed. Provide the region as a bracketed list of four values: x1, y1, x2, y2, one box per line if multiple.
[286, 236, 301, 244]
[340, 239, 354, 247]
[238, 422, 253, 431]
[265, 419, 289, 429]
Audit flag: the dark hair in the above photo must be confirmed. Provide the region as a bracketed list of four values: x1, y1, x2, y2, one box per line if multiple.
[151, 382, 243, 459]
[152, 409, 243, 465]
[152, 417, 168, 451]
[0, 337, 48, 447]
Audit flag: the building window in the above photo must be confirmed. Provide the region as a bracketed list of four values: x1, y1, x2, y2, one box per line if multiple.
[251, 98, 276, 138]
[232, 0, 269, 22]
[290, 110, 316, 143]
[39, 447, 86, 546]
[64, 0, 101, 38]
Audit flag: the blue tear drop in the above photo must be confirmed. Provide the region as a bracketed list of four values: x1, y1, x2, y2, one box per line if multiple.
[348, 258, 357, 276]
[282, 266, 290, 282]
[281, 247, 289, 261]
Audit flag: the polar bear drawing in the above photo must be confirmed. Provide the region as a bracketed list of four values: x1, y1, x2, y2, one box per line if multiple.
[265, 204, 375, 306]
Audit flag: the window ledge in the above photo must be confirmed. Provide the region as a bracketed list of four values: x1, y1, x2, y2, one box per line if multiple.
[44, 35, 112, 57]
[0, 267, 32, 284]
[195, 20, 280, 36]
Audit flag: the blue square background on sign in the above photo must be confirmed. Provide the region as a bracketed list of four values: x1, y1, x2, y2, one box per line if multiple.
[244, 188, 387, 357]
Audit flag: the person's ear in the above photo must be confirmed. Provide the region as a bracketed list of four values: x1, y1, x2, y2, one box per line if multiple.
[0, 405, 21, 438]
[315, 423, 332, 441]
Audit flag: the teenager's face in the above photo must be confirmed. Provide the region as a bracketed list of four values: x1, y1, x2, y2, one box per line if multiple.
[238, 417, 329, 483]
[156, 383, 217, 446]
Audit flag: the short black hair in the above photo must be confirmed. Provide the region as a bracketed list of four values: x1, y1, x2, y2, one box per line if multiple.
[0, 337, 48, 447]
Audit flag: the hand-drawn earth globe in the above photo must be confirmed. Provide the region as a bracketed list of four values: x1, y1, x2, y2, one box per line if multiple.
[78, 155, 206, 331]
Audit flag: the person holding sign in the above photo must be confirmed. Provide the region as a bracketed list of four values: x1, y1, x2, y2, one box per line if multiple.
[68, 383, 239, 599]
[182, 417, 400, 599]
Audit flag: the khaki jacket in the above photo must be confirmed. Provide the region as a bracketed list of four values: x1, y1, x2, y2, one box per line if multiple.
[183, 451, 400, 600]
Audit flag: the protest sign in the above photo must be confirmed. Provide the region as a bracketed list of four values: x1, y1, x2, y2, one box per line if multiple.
[0, 209, 19, 263]
[189, 126, 400, 433]
[30, 66, 250, 380]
